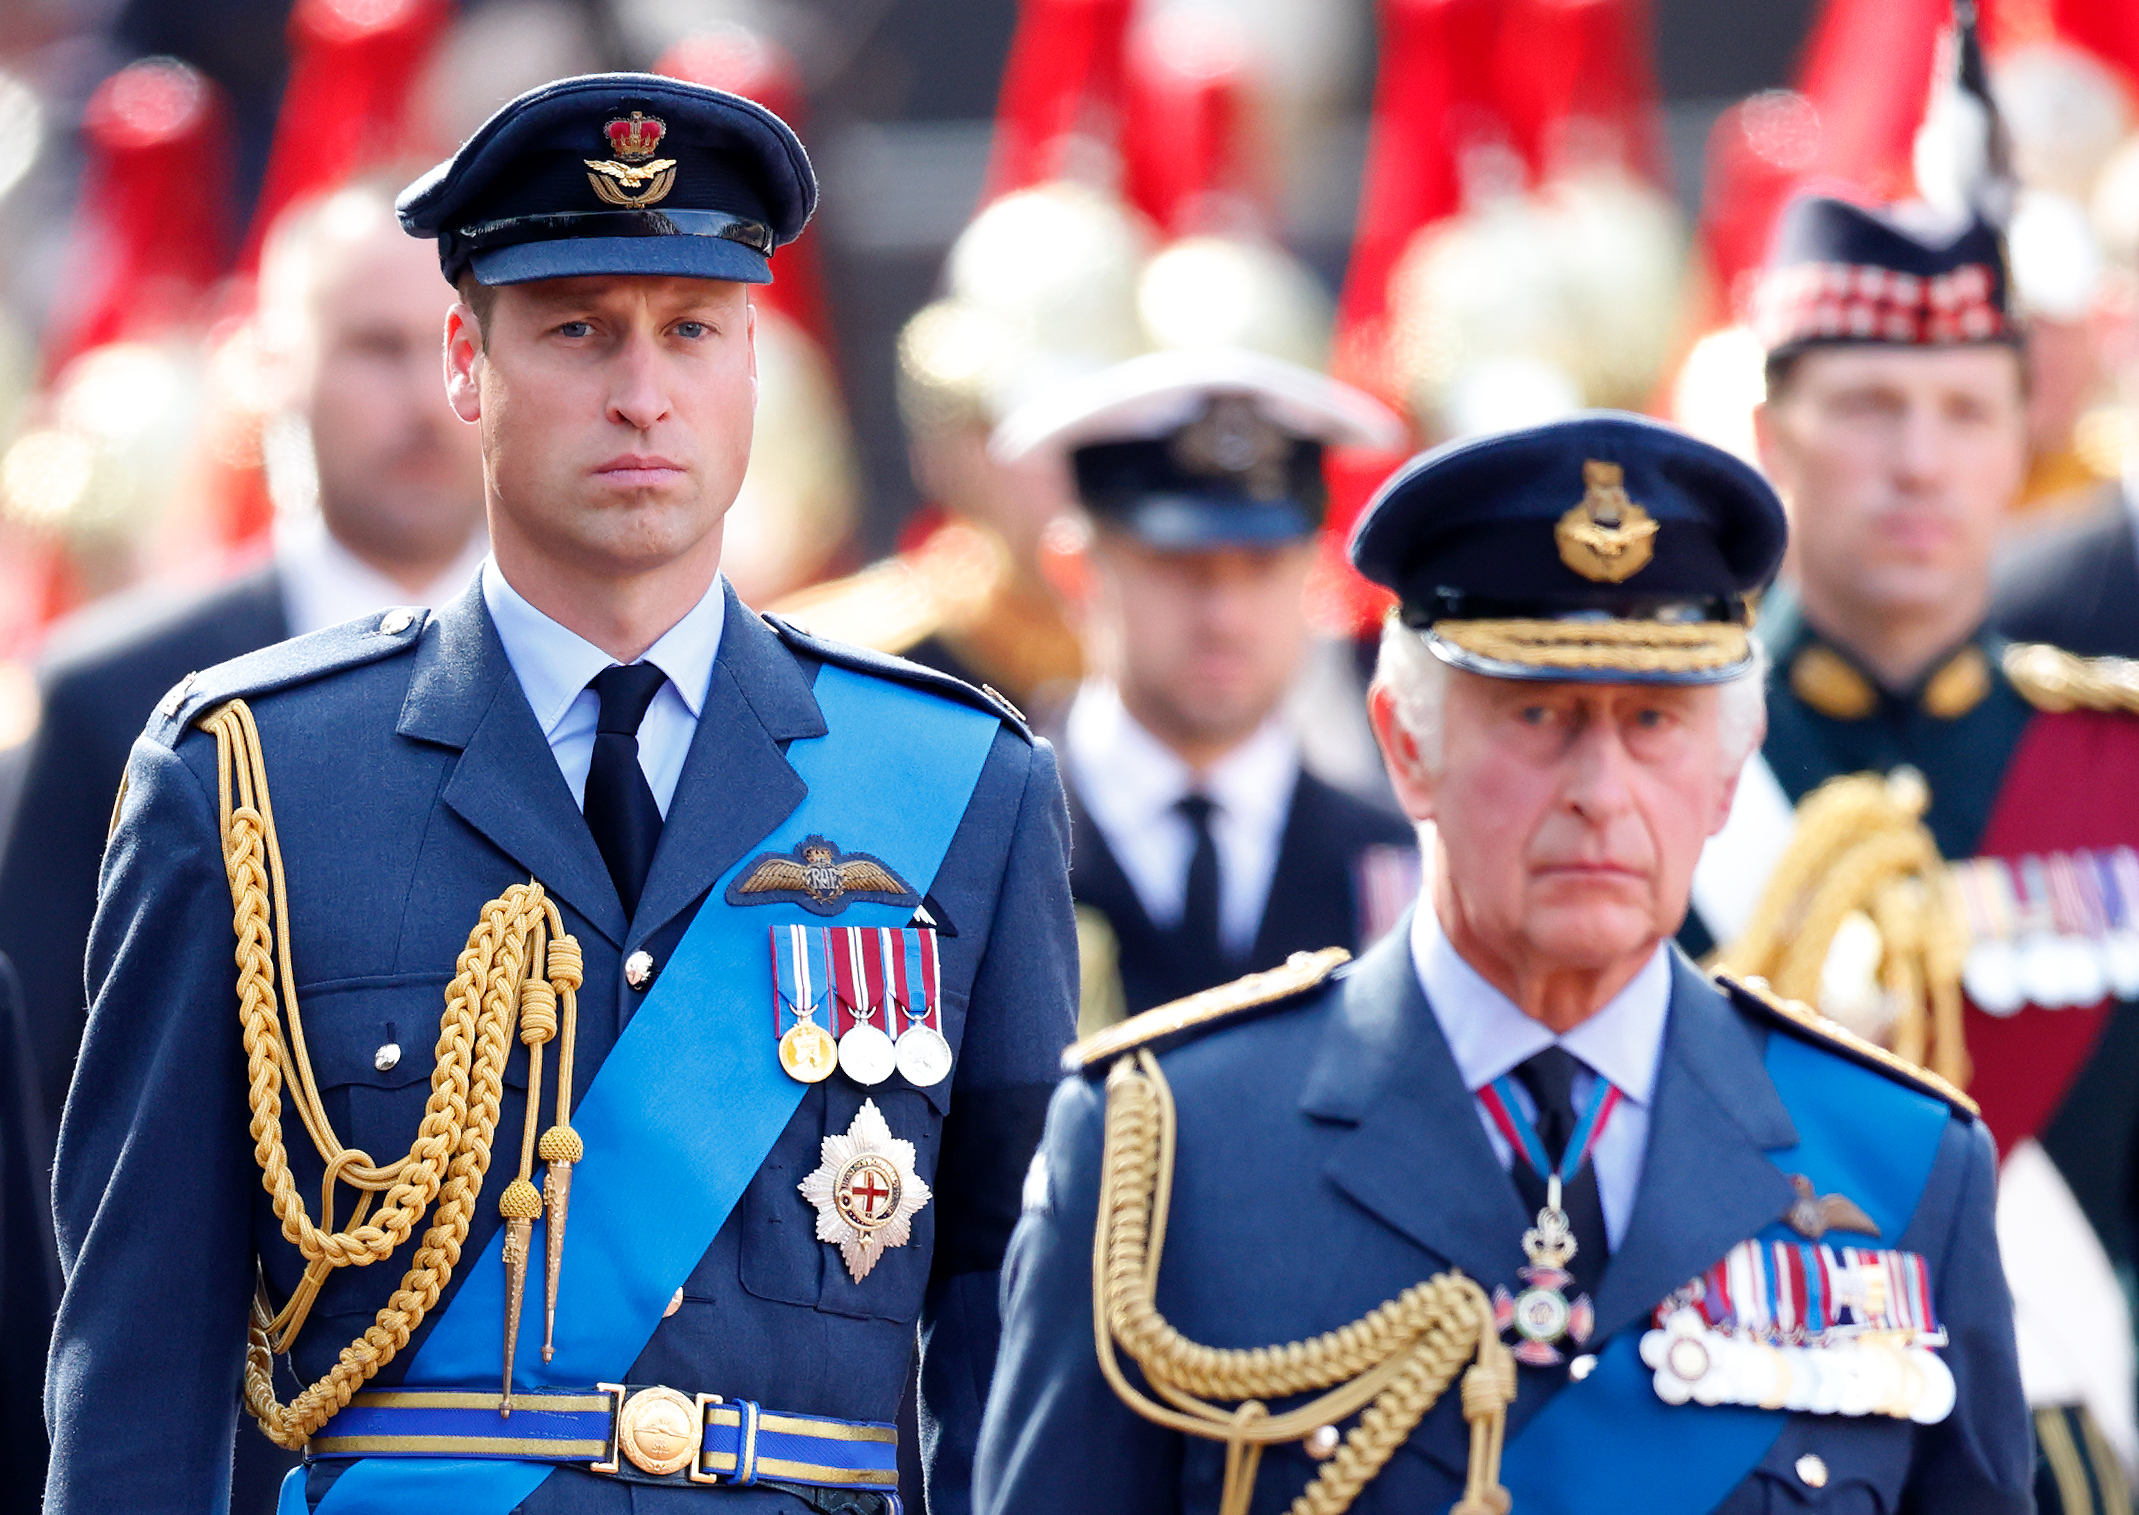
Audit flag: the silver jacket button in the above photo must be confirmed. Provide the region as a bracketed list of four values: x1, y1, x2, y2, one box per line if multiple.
[625, 950, 655, 989]
[374, 1042, 401, 1073]
[379, 607, 415, 635]
[1795, 1453, 1829, 1489]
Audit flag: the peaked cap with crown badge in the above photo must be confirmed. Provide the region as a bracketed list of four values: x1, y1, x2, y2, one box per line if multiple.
[397, 72, 817, 287]
[1349, 411, 1787, 684]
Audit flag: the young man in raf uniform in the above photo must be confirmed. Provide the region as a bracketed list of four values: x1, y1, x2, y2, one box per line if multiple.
[991, 349, 1418, 1031]
[44, 76, 1076, 1515]
[975, 414, 2030, 1513]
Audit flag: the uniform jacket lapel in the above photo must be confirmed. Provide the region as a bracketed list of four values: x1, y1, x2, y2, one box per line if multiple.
[398, 581, 628, 944]
[1589, 953, 1799, 1344]
[1301, 919, 1533, 1290]
[632, 586, 824, 943]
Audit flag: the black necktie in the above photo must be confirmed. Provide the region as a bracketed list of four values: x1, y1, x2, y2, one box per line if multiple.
[583, 663, 668, 917]
[1174, 793, 1228, 989]
[1509, 1046, 1611, 1301]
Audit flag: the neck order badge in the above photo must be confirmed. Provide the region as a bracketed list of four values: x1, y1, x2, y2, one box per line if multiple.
[302, 666, 1000, 1513]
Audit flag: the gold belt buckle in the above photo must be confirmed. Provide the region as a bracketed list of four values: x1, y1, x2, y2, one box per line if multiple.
[590, 1382, 712, 1480]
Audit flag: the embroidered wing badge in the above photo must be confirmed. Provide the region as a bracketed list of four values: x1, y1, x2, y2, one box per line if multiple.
[727, 835, 919, 916]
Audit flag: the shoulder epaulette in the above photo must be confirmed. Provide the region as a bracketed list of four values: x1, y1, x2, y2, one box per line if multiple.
[768, 556, 946, 659]
[769, 524, 1007, 661]
[1064, 947, 1351, 1074]
[2003, 641, 2139, 716]
[762, 612, 1032, 740]
[149, 606, 430, 746]
[1716, 972, 1980, 1120]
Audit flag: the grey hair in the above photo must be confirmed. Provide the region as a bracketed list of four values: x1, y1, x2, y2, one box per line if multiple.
[1372, 619, 1768, 777]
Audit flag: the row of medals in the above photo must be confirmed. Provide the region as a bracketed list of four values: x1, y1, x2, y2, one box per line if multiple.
[780, 1002, 952, 1089]
[1956, 850, 2139, 1014]
[1642, 1309, 1956, 1424]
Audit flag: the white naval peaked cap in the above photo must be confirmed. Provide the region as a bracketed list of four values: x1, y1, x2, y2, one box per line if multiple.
[988, 347, 1405, 465]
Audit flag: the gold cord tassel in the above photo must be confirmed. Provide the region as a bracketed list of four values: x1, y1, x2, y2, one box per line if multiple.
[1092, 1050, 1513, 1515]
[202, 697, 586, 1447]
[538, 935, 584, 1363]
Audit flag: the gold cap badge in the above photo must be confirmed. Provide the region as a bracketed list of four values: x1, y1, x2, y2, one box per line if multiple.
[585, 111, 677, 206]
[1555, 461, 1658, 583]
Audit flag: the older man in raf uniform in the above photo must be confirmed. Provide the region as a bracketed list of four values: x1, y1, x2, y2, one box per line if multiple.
[974, 413, 2030, 1514]
[44, 76, 1077, 1515]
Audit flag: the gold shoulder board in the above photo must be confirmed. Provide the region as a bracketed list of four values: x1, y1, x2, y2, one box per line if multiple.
[1715, 972, 1979, 1119]
[2003, 642, 2139, 715]
[1063, 947, 1351, 1074]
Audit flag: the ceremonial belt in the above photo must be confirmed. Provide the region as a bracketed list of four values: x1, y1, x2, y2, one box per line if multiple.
[310, 1385, 898, 1491]
[298, 667, 1000, 1515]
[1492, 1027, 1955, 1515]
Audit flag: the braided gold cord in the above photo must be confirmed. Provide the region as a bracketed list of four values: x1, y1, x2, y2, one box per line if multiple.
[1434, 618, 1749, 675]
[1093, 1051, 1513, 1515]
[1714, 770, 1972, 1089]
[202, 699, 582, 1448]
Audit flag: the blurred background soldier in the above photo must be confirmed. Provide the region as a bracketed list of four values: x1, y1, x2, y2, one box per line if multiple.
[1700, 178, 2139, 1512]
[990, 348, 1414, 1030]
[0, 174, 485, 1150]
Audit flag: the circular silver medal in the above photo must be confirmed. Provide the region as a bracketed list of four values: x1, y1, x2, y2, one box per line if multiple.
[896, 1024, 954, 1088]
[1962, 939, 2025, 1016]
[2019, 933, 2073, 1008]
[837, 1022, 897, 1086]
[2105, 931, 2139, 999]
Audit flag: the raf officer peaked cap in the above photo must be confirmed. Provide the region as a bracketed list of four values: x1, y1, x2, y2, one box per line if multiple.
[1755, 193, 2017, 357]
[398, 73, 816, 287]
[1349, 411, 1786, 683]
[992, 348, 1404, 551]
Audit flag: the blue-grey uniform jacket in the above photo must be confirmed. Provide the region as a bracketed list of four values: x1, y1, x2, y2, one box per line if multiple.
[975, 925, 2032, 1514]
[44, 581, 1078, 1514]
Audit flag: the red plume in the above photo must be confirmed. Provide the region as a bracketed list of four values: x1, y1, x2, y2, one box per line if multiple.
[1122, 11, 1272, 237]
[43, 59, 233, 379]
[656, 29, 833, 346]
[1496, 0, 1663, 184]
[2047, 0, 2139, 89]
[984, 0, 1135, 201]
[239, 0, 450, 271]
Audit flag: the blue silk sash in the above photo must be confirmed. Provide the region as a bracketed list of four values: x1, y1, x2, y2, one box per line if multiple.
[299, 666, 1002, 1514]
[1490, 1030, 1955, 1515]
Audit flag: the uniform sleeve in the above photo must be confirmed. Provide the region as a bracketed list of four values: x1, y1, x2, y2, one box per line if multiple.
[920, 734, 1080, 1515]
[1902, 1115, 2034, 1514]
[45, 736, 257, 1515]
[972, 1073, 1184, 1515]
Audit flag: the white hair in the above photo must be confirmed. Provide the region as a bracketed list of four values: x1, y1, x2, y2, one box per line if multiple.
[1372, 618, 1768, 777]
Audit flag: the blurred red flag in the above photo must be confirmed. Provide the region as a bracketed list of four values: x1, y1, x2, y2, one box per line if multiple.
[983, 0, 1135, 201]
[657, 29, 835, 348]
[43, 58, 233, 380]
[1122, 10, 1273, 237]
[239, 0, 449, 272]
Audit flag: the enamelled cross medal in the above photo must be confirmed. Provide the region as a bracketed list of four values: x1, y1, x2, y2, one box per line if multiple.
[1483, 1076, 1622, 1366]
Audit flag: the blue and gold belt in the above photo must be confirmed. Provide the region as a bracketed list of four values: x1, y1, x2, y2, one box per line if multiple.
[310, 1383, 898, 1498]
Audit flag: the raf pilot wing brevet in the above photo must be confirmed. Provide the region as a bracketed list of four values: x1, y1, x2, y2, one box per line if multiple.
[725, 834, 920, 916]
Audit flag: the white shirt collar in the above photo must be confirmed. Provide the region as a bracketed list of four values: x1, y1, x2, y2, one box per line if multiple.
[1410, 906, 1671, 1105]
[480, 556, 725, 736]
[1064, 679, 1297, 830]
[273, 513, 487, 638]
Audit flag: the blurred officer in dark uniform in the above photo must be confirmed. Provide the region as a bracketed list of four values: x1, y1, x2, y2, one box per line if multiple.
[991, 348, 1417, 1030]
[976, 413, 2029, 1514]
[1726, 191, 2139, 1511]
[44, 74, 1075, 1515]
[0, 952, 59, 1510]
[0, 174, 487, 1140]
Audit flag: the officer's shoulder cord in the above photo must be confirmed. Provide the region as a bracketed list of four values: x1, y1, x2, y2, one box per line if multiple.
[1712, 769, 1971, 1090]
[200, 698, 585, 1448]
[1091, 1049, 1515, 1515]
